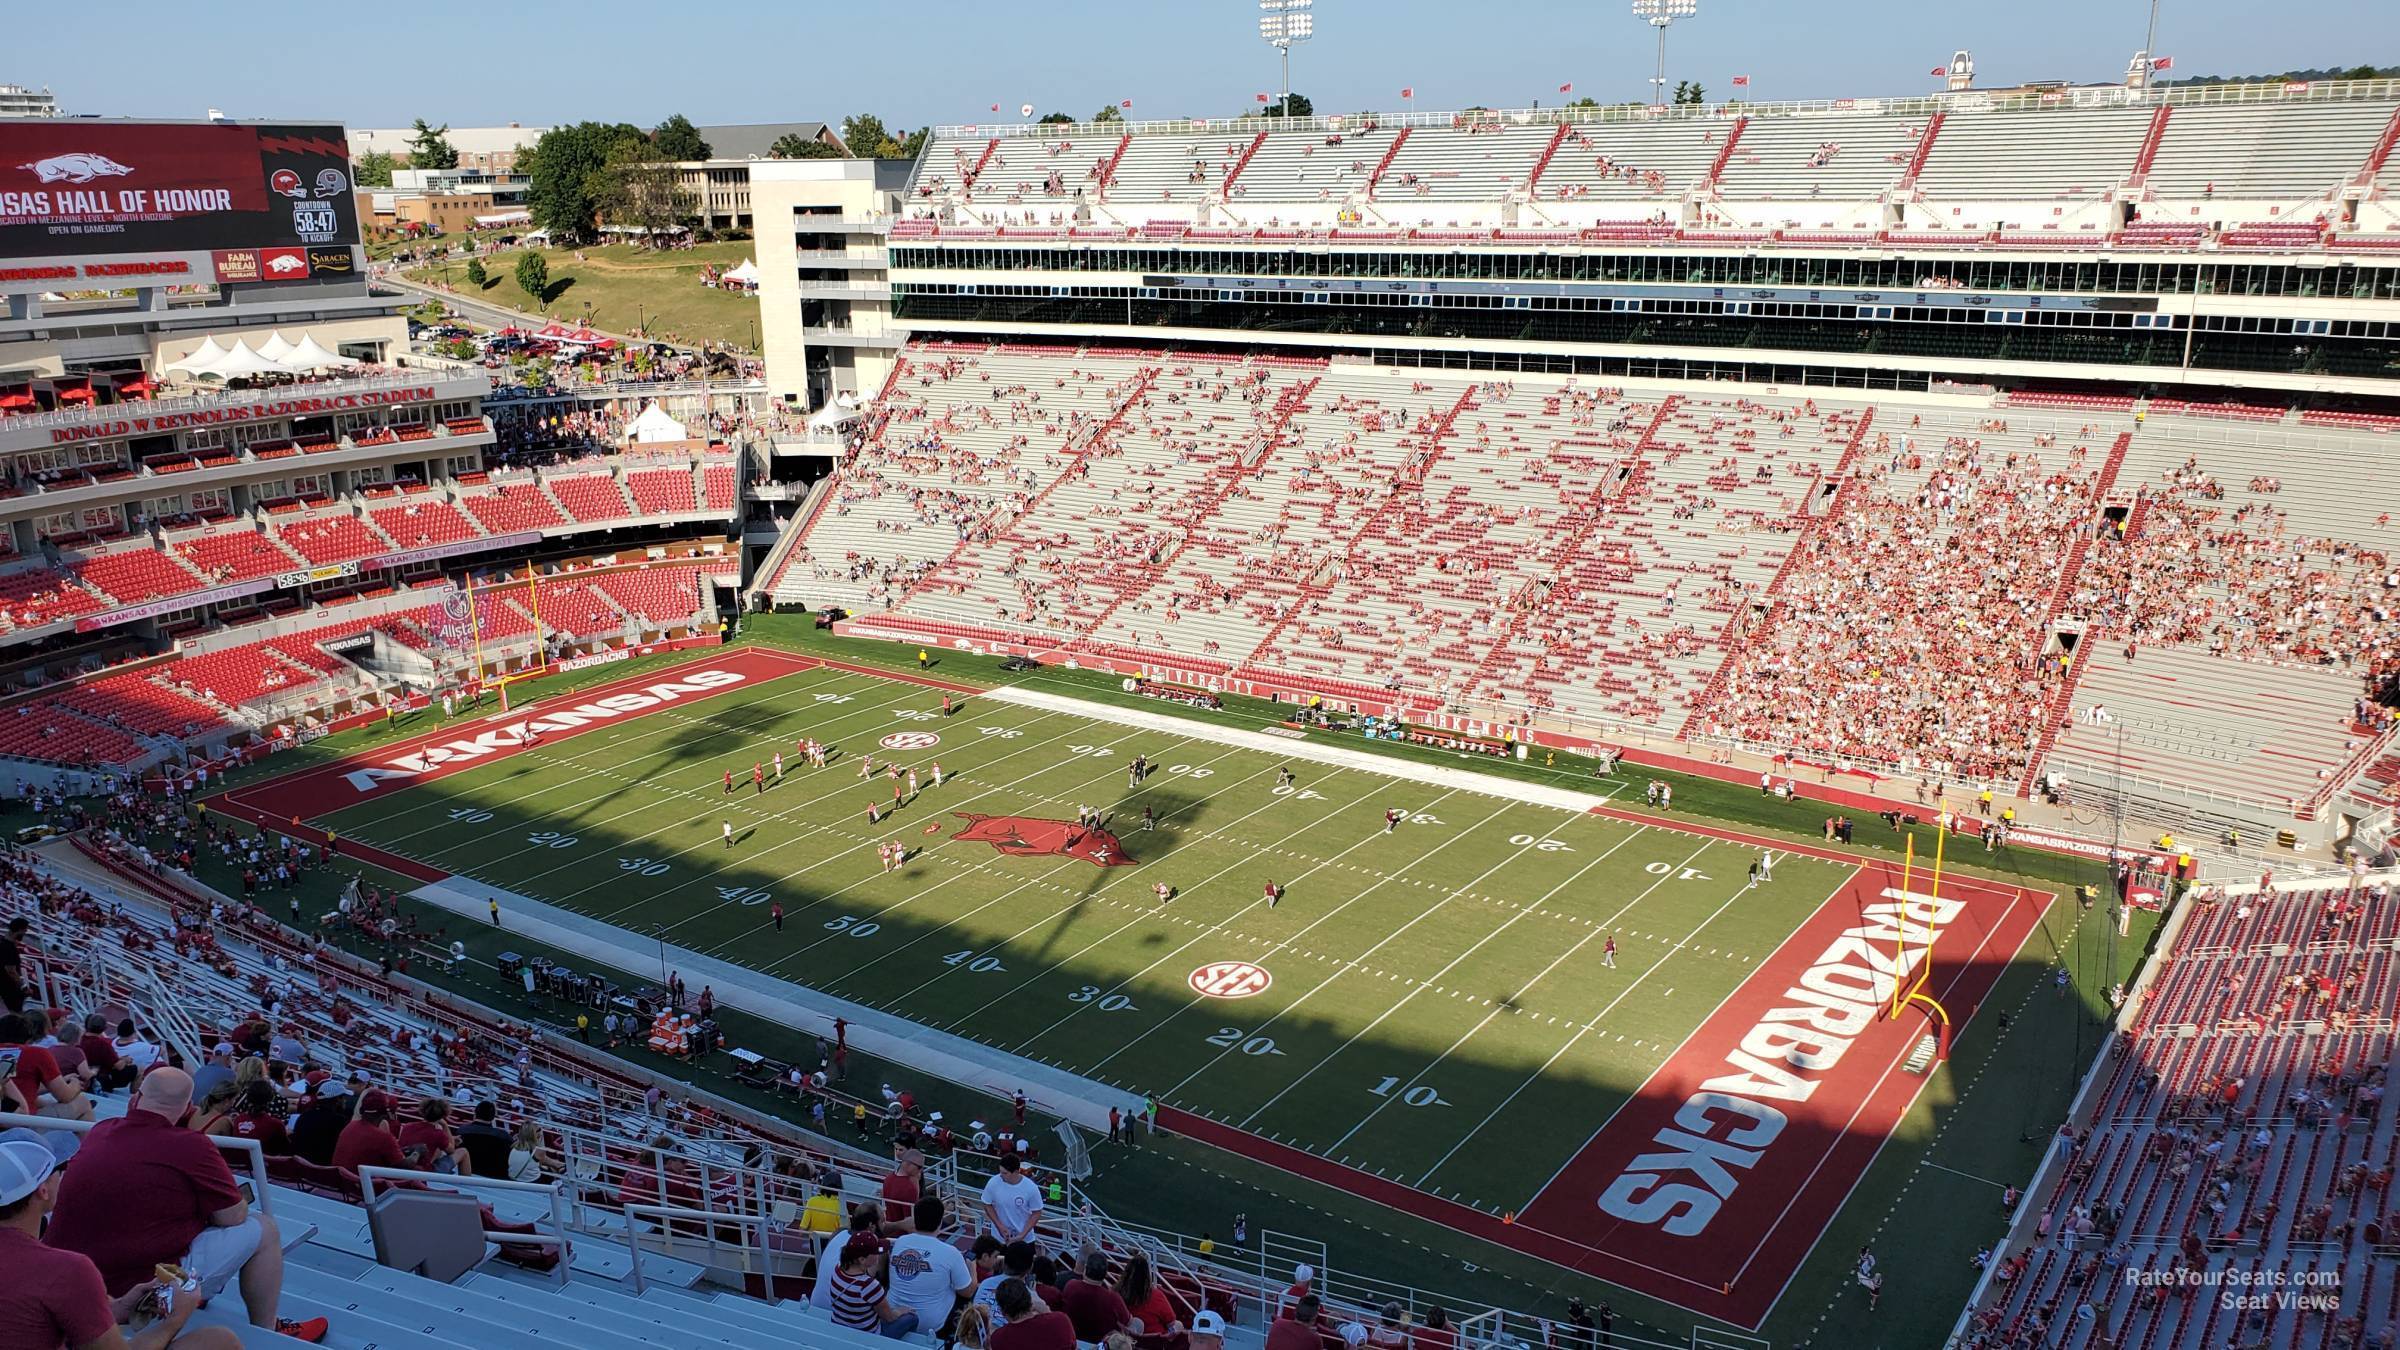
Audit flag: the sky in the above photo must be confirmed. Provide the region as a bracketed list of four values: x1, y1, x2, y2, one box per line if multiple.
[11, 0, 2397, 131]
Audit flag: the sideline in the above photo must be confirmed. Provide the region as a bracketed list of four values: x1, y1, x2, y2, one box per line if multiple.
[406, 876, 1139, 1133]
[984, 686, 1616, 815]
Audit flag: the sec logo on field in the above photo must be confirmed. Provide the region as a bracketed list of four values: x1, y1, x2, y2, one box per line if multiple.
[880, 731, 940, 751]
[1189, 961, 1272, 999]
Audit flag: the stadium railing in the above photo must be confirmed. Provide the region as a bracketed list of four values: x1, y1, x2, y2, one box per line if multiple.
[935, 77, 2400, 145]
[0, 1109, 276, 1219]
[357, 1164, 574, 1289]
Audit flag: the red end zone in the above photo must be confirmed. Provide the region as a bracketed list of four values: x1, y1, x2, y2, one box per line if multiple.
[212, 648, 981, 833]
[1172, 831, 2050, 1330]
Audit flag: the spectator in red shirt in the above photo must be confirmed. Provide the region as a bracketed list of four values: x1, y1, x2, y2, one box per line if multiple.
[0, 1137, 240, 1350]
[395, 1098, 468, 1175]
[41, 1066, 323, 1341]
[76, 1014, 135, 1093]
[1280, 1264, 1317, 1322]
[1117, 1252, 1180, 1336]
[332, 1092, 406, 1174]
[2, 1011, 91, 1122]
[1266, 1295, 1325, 1350]
[224, 1083, 294, 1158]
[1060, 1251, 1131, 1344]
[881, 1147, 924, 1229]
[989, 1279, 1076, 1350]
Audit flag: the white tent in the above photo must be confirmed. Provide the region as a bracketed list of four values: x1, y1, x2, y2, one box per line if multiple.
[205, 340, 286, 380]
[280, 334, 358, 372]
[160, 336, 231, 378]
[625, 401, 690, 444]
[253, 331, 296, 362]
[721, 259, 760, 287]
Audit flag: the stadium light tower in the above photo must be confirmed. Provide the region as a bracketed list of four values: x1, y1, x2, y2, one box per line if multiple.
[1259, 0, 1314, 118]
[1631, 0, 1698, 108]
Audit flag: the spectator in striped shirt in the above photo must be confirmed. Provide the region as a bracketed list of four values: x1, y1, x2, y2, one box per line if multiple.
[826, 1233, 919, 1339]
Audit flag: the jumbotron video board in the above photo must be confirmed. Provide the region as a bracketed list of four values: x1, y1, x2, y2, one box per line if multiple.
[0, 120, 362, 294]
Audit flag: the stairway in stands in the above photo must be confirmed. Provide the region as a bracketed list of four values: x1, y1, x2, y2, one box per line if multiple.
[1674, 405, 1872, 740]
[1071, 376, 1318, 658]
[1459, 395, 1680, 703]
[1235, 385, 1475, 680]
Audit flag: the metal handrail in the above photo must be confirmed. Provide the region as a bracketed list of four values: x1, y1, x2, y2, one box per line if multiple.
[356, 1164, 572, 1289]
[0, 1110, 273, 1219]
[620, 1201, 802, 1297]
[2, 370, 474, 433]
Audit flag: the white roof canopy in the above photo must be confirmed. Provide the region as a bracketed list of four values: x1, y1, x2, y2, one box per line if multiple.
[253, 331, 296, 362]
[626, 401, 690, 444]
[280, 334, 358, 372]
[160, 336, 231, 377]
[205, 340, 286, 380]
[721, 258, 760, 285]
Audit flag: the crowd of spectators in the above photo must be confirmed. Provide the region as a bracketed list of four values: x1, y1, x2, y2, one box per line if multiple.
[1705, 422, 2105, 780]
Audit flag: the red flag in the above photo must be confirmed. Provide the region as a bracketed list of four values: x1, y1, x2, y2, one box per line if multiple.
[990, 103, 1000, 112]
[2150, 55, 2174, 70]
[1256, 92, 1271, 103]
[1401, 86, 1414, 99]
[1120, 99, 1134, 108]
[1930, 66, 1946, 76]
[1559, 82, 1574, 94]
[1731, 74, 1750, 88]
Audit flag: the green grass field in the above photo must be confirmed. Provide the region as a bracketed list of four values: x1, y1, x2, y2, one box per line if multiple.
[407, 241, 762, 350]
[306, 658, 1854, 1217]
[181, 623, 2153, 1349]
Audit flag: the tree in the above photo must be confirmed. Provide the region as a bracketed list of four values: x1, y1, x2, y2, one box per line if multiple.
[768, 132, 844, 158]
[651, 113, 712, 162]
[514, 251, 549, 303]
[1092, 105, 1124, 124]
[1259, 92, 1313, 119]
[1038, 112, 1075, 126]
[464, 257, 486, 289]
[523, 121, 647, 242]
[839, 113, 928, 160]
[590, 138, 696, 244]
[1567, 96, 1601, 110]
[1672, 80, 1707, 106]
[354, 149, 397, 187]
[407, 118, 459, 169]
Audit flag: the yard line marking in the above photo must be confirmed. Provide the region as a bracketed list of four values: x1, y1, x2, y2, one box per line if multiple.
[1146, 797, 1525, 1091]
[1050, 790, 1472, 1068]
[411, 681, 984, 874]
[830, 745, 1295, 997]
[611, 708, 1148, 932]
[712, 733, 1249, 961]
[537, 708, 1102, 915]
[368, 663, 865, 844]
[955, 772, 1376, 1044]
[1412, 841, 1767, 1187]
[1266, 825, 1649, 1139]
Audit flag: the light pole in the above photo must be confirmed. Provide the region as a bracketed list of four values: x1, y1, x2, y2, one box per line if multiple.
[1631, 0, 1699, 109]
[1258, 0, 1314, 119]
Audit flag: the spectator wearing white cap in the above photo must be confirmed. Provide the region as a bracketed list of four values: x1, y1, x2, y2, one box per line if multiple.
[1190, 1310, 1229, 1350]
[0, 1137, 240, 1350]
[1280, 1264, 1316, 1319]
[190, 1044, 239, 1104]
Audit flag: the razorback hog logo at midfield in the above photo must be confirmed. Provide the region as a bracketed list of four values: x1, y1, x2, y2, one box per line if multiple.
[948, 814, 1136, 867]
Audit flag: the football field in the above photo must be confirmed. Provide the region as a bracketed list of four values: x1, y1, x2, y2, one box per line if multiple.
[216, 647, 2050, 1327]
